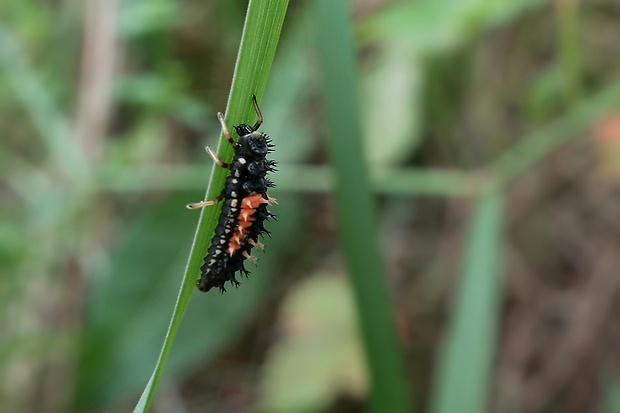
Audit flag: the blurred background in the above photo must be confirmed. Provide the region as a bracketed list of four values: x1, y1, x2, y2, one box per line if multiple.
[2, 0, 620, 412]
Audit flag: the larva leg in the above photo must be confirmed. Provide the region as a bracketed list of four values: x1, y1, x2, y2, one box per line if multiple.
[186, 193, 223, 210]
[248, 239, 265, 250]
[217, 112, 237, 148]
[250, 95, 263, 131]
[205, 146, 231, 169]
[243, 250, 258, 264]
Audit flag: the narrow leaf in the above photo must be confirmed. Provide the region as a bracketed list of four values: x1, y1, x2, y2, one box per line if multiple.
[430, 189, 503, 413]
[133, 1, 289, 411]
[315, 1, 411, 412]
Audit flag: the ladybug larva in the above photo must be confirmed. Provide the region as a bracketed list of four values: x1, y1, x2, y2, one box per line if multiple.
[187, 95, 277, 293]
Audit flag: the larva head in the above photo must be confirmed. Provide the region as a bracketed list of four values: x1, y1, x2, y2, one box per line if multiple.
[234, 124, 254, 136]
[235, 125, 269, 157]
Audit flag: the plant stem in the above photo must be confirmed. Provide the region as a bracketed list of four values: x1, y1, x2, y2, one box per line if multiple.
[315, 1, 412, 412]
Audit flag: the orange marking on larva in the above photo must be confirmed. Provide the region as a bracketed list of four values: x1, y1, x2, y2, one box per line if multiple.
[227, 244, 239, 256]
[241, 211, 256, 222]
[237, 220, 252, 230]
[227, 226, 251, 257]
[220, 192, 271, 273]
[242, 194, 268, 208]
[233, 227, 249, 242]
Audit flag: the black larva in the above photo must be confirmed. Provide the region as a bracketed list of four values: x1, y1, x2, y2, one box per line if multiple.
[187, 96, 276, 293]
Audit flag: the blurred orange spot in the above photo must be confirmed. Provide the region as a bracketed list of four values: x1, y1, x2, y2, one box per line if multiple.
[592, 114, 620, 144]
[591, 114, 620, 180]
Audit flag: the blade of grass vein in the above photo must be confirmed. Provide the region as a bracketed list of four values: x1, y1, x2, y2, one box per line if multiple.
[491, 82, 620, 188]
[315, 1, 411, 412]
[430, 189, 503, 413]
[132, 1, 289, 411]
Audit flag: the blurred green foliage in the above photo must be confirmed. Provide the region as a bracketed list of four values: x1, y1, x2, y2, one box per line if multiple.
[2, 0, 620, 412]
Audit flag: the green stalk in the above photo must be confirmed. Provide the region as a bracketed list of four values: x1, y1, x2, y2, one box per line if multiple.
[102, 82, 620, 201]
[100, 164, 480, 196]
[315, 1, 412, 412]
[430, 189, 503, 413]
[132, 1, 289, 411]
[555, 0, 582, 104]
[491, 82, 620, 187]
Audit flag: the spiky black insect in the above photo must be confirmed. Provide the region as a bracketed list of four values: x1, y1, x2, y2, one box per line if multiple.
[187, 95, 276, 293]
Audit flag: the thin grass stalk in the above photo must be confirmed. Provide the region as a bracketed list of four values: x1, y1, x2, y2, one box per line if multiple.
[430, 189, 503, 413]
[315, 1, 412, 412]
[132, 1, 289, 411]
[491, 82, 620, 187]
[103, 82, 620, 199]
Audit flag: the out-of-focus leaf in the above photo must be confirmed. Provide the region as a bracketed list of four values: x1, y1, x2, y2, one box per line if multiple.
[115, 72, 184, 109]
[77, 194, 193, 407]
[262, 6, 315, 163]
[356, 0, 552, 166]
[603, 375, 620, 413]
[258, 274, 367, 413]
[363, 40, 422, 165]
[589, 114, 620, 180]
[315, 0, 411, 413]
[522, 65, 564, 122]
[0, 1, 52, 43]
[119, 0, 178, 38]
[492, 82, 620, 187]
[359, 0, 551, 51]
[0, 23, 82, 175]
[430, 189, 503, 413]
[315, 0, 411, 412]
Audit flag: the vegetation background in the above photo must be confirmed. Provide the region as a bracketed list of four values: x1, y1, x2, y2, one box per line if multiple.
[2, 0, 620, 412]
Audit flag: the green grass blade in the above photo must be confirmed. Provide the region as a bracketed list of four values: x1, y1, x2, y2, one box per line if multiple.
[315, 1, 412, 412]
[132, 1, 289, 411]
[430, 189, 503, 413]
